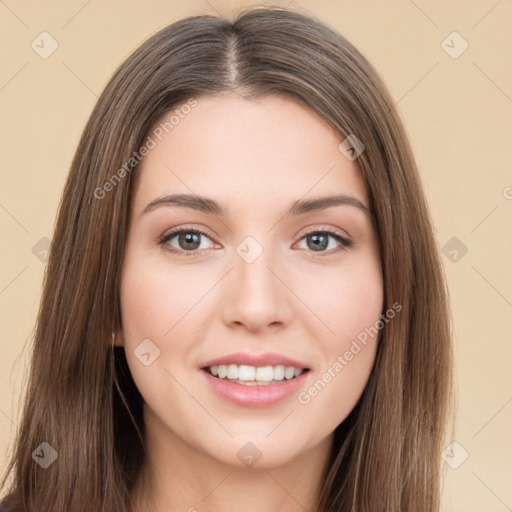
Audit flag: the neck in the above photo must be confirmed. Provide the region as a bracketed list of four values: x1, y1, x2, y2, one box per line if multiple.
[130, 405, 333, 512]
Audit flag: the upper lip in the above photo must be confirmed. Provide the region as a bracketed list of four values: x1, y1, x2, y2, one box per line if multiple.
[200, 352, 310, 370]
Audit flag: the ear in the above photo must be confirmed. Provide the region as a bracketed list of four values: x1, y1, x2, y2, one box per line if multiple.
[112, 329, 124, 347]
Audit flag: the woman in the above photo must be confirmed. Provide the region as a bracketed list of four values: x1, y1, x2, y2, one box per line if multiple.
[0, 5, 453, 512]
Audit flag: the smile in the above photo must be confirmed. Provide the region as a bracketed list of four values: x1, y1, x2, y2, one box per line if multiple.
[205, 364, 307, 385]
[200, 366, 311, 408]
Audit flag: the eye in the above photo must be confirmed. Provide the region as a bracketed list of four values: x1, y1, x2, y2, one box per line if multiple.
[158, 226, 352, 257]
[159, 226, 216, 256]
[295, 228, 352, 255]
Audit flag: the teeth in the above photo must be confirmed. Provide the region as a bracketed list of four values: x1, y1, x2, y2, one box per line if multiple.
[238, 365, 256, 380]
[256, 366, 274, 381]
[273, 365, 285, 381]
[284, 366, 295, 380]
[208, 364, 304, 382]
[227, 364, 238, 379]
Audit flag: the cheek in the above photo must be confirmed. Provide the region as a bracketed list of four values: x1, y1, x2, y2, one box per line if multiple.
[294, 256, 383, 424]
[118, 246, 222, 370]
[119, 258, 198, 416]
[301, 254, 384, 345]
[120, 255, 207, 339]
[333, 276, 383, 340]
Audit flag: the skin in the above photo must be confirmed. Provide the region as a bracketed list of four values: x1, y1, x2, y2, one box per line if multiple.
[116, 93, 384, 512]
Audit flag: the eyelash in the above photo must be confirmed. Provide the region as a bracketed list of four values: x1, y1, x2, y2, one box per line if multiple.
[158, 225, 352, 258]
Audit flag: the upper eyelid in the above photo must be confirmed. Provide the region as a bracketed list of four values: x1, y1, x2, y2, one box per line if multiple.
[160, 225, 351, 248]
[160, 225, 217, 243]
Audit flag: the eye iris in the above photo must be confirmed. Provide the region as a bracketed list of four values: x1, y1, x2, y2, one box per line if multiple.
[168, 230, 341, 254]
[179, 232, 201, 250]
[307, 233, 328, 251]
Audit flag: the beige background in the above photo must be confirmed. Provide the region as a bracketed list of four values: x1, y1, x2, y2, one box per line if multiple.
[1, 1, 511, 510]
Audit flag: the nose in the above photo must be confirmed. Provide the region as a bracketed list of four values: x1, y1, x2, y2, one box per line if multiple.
[221, 244, 293, 333]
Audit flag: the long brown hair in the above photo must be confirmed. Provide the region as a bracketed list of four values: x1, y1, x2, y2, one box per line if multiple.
[1, 5, 454, 511]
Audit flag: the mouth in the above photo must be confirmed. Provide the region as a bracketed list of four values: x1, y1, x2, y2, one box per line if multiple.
[200, 363, 311, 408]
[202, 364, 310, 386]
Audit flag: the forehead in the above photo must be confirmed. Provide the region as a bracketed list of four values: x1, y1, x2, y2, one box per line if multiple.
[132, 93, 368, 214]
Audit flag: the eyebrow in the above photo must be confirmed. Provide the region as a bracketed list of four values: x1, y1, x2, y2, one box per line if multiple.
[142, 193, 371, 218]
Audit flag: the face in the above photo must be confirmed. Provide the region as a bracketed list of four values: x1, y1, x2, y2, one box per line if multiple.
[117, 93, 383, 470]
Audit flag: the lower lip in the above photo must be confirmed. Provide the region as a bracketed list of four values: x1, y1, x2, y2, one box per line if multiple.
[200, 369, 309, 408]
